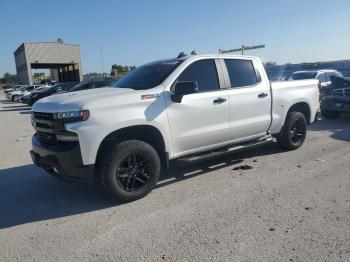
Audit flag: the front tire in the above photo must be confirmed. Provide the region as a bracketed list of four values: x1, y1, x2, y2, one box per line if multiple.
[12, 95, 18, 102]
[277, 111, 307, 150]
[321, 108, 340, 119]
[96, 140, 161, 201]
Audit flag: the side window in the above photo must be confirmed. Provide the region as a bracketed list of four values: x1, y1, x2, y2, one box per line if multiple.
[177, 59, 220, 92]
[224, 59, 260, 88]
[317, 73, 326, 82]
[324, 73, 331, 82]
[55, 86, 64, 93]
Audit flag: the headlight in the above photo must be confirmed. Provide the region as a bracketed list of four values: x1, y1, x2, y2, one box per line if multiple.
[53, 110, 89, 123]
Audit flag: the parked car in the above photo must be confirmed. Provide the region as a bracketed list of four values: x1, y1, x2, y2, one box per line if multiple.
[320, 76, 350, 118]
[27, 82, 78, 106]
[30, 53, 319, 201]
[284, 70, 343, 95]
[4, 85, 24, 93]
[19, 86, 48, 103]
[6, 85, 38, 102]
[68, 80, 114, 92]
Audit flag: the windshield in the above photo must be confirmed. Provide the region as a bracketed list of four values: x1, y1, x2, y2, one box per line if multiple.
[37, 86, 52, 93]
[285, 72, 317, 80]
[112, 59, 184, 90]
[69, 82, 88, 92]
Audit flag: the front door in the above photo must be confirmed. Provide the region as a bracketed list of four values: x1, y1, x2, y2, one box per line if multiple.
[166, 59, 230, 157]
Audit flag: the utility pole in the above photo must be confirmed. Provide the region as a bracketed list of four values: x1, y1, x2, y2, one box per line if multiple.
[99, 46, 104, 75]
[219, 44, 265, 55]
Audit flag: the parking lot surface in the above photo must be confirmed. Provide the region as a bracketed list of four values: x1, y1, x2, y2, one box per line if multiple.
[0, 91, 349, 261]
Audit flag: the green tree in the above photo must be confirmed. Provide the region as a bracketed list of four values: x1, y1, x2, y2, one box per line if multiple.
[33, 72, 45, 78]
[110, 64, 136, 76]
[0, 72, 17, 84]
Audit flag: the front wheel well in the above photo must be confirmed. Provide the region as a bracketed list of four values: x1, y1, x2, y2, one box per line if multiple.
[96, 125, 168, 168]
[287, 102, 311, 124]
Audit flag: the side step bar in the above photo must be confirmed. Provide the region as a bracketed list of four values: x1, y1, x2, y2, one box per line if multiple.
[176, 136, 273, 166]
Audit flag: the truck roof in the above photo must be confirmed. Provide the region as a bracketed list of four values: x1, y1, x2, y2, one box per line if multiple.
[151, 53, 260, 66]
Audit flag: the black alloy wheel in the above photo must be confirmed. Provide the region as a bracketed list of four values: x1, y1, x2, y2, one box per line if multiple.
[97, 140, 161, 201]
[277, 111, 307, 150]
[289, 119, 306, 144]
[116, 153, 151, 192]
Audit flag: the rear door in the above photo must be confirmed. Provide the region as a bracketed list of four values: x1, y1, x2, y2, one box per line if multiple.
[222, 58, 271, 141]
[166, 59, 230, 156]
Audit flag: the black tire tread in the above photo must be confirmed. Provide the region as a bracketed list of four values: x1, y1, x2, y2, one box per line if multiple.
[277, 111, 307, 150]
[95, 140, 160, 201]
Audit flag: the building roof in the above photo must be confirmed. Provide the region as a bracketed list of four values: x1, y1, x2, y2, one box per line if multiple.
[14, 41, 79, 54]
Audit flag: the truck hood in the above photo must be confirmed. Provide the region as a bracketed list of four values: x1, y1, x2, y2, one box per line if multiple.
[32, 87, 134, 112]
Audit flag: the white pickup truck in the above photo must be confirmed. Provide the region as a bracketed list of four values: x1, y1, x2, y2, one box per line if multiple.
[30, 53, 320, 201]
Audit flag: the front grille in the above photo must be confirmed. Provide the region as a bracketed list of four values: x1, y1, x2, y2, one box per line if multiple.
[33, 111, 62, 146]
[333, 99, 350, 106]
[33, 112, 54, 121]
[37, 132, 58, 145]
[331, 88, 350, 97]
[35, 122, 50, 129]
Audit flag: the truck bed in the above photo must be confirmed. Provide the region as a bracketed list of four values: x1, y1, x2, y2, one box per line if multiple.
[269, 80, 320, 134]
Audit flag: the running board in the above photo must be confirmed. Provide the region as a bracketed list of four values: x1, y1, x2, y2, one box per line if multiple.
[176, 136, 273, 166]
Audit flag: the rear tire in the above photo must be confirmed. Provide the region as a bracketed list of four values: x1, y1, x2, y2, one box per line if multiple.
[12, 95, 18, 102]
[321, 109, 340, 119]
[277, 111, 307, 150]
[96, 140, 161, 202]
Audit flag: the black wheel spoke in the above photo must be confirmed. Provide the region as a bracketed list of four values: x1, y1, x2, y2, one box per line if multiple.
[131, 177, 137, 190]
[118, 173, 129, 178]
[289, 119, 305, 143]
[116, 153, 150, 192]
[135, 176, 147, 184]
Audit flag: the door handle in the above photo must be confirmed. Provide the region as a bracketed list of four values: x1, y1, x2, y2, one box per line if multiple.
[213, 97, 227, 104]
[258, 92, 268, 98]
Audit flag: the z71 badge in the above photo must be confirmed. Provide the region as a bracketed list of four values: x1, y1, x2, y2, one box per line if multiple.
[141, 94, 160, 100]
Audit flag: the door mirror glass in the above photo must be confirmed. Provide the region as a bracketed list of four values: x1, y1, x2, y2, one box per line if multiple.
[172, 81, 198, 103]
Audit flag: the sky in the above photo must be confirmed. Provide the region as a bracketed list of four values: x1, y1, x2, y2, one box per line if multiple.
[0, 0, 350, 76]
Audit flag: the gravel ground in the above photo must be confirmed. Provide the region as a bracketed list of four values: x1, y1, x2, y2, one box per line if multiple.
[0, 91, 349, 262]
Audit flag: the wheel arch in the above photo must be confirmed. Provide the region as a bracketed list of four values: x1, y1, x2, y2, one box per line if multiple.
[96, 125, 169, 168]
[287, 102, 311, 124]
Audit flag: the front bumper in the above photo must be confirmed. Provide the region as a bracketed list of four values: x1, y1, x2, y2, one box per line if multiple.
[321, 96, 350, 113]
[30, 135, 94, 183]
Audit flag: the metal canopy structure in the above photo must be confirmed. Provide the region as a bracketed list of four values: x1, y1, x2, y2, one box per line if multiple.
[14, 40, 83, 85]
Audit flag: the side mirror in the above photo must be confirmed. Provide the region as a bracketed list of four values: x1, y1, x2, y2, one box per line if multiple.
[172, 81, 198, 103]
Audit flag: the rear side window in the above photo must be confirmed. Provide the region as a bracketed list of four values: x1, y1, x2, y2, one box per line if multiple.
[178, 59, 220, 92]
[324, 73, 331, 82]
[224, 59, 260, 88]
[317, 73, 327, 82]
